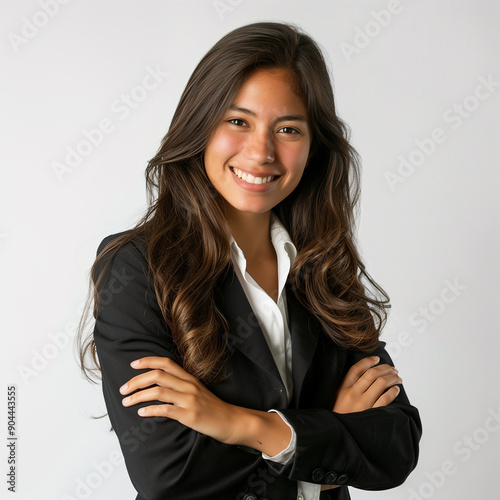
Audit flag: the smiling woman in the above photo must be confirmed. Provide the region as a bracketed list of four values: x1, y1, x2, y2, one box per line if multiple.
[77, 21, 421, 500]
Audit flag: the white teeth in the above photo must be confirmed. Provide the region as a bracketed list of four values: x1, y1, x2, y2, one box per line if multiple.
[232, 167, 275, 185]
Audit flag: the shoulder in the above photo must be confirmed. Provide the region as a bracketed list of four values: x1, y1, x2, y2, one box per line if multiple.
[97, 229, 146, 258]
[93, 229, 149, 284]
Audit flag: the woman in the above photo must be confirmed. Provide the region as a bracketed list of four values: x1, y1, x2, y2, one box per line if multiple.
[78, 22, 421, 500]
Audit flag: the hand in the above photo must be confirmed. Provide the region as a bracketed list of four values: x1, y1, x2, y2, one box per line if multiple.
[119, 356, 292, 456]
[332, 356, 402, 414]
[119, 356, 241, 445]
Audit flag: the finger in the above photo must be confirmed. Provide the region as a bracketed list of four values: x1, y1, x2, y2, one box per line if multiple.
[120, 369, 192, 396]
[130, 357, 193, 382]
[340, 356, 380, 389]
[122, 385, 182, 408]
[137, 402, 186, 420]
[356, 365, 399, 394]
[363, 374, 403, 407]
[373, 385, 401, 408]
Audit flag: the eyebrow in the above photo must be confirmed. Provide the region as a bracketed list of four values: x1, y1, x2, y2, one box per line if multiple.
[228, 105, 308, 123]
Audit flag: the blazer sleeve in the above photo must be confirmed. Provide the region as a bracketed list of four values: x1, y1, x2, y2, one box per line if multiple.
[91, 235, 258, 500]
[268, 344, 422, 491]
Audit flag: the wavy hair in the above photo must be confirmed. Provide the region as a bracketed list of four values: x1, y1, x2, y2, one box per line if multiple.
[77, 21, 390, 384]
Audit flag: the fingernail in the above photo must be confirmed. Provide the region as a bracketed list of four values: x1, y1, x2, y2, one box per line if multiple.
[131, 360, 140, 367]
[122, 397, 131, 405]
[119, 384, 128, 394]
[372, 356, 380, 363]
[138, 408, 146, 415]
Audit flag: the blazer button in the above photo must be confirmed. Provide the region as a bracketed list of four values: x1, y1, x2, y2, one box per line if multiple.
[311, 467, 324, 482]
[337, 474, 349, 485]
[324, 471, 338, 484]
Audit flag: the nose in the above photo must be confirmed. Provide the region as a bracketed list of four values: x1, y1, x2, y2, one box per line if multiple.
[243, 129, 275, 164]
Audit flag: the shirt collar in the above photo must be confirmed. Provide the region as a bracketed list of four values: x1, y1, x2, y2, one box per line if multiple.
[229, 212, 297, 298]
[269, 211, 297, 265]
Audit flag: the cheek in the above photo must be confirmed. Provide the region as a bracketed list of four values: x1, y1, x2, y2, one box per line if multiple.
[280, 143, 310, 172]
[206, 131, 241, 165]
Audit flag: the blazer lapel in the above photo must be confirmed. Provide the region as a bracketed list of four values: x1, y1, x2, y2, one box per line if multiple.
[285, 280, 320, 408]
[216, 265, 283, 386]
[216, 266, 322, 406]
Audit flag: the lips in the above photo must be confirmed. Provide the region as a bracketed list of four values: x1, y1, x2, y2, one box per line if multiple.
[230, 166, 280, 185]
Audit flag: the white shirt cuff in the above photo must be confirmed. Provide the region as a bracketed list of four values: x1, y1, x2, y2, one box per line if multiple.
[262, 409, 296, 465]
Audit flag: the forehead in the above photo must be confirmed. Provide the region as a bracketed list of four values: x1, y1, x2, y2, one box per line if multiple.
[232, 68, 308, 114]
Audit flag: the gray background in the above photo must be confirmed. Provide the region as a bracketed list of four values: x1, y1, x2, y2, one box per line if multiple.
[1, 1, 499, 499]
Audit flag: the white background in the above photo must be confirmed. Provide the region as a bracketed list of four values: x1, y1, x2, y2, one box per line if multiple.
[1, 1, 499, 499]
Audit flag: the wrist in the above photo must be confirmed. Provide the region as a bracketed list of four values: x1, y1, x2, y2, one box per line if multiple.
[232, 407, 292, 457]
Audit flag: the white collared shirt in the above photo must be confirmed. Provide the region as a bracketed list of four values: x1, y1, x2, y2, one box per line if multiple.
[229, 212, 321, 500]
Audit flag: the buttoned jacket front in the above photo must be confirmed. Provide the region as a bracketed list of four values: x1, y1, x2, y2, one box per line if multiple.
[93, 233, 422, 500]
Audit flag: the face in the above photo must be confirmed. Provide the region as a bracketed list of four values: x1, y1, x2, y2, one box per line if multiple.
[204, 68, 312, 218]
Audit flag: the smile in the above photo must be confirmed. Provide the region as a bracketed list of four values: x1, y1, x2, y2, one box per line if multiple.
[230, 166, 279, 185]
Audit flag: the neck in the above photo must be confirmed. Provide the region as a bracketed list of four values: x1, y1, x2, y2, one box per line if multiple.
[225, 207, 274, 260]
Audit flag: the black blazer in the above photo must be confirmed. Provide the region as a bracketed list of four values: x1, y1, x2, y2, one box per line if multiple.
[93, 233, 421, 500]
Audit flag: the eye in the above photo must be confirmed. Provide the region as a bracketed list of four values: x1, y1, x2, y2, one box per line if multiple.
[228, 118, 247, 127]
[278, 126, 299, 134]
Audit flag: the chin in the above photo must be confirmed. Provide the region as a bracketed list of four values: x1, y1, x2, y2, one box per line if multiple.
[229, 203, 273, 215]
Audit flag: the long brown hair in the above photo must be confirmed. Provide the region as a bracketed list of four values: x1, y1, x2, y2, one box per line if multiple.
[77, 21, 390, 384]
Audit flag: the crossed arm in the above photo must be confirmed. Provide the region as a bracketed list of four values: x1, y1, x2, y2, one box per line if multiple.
[119, 353, 403, 490]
